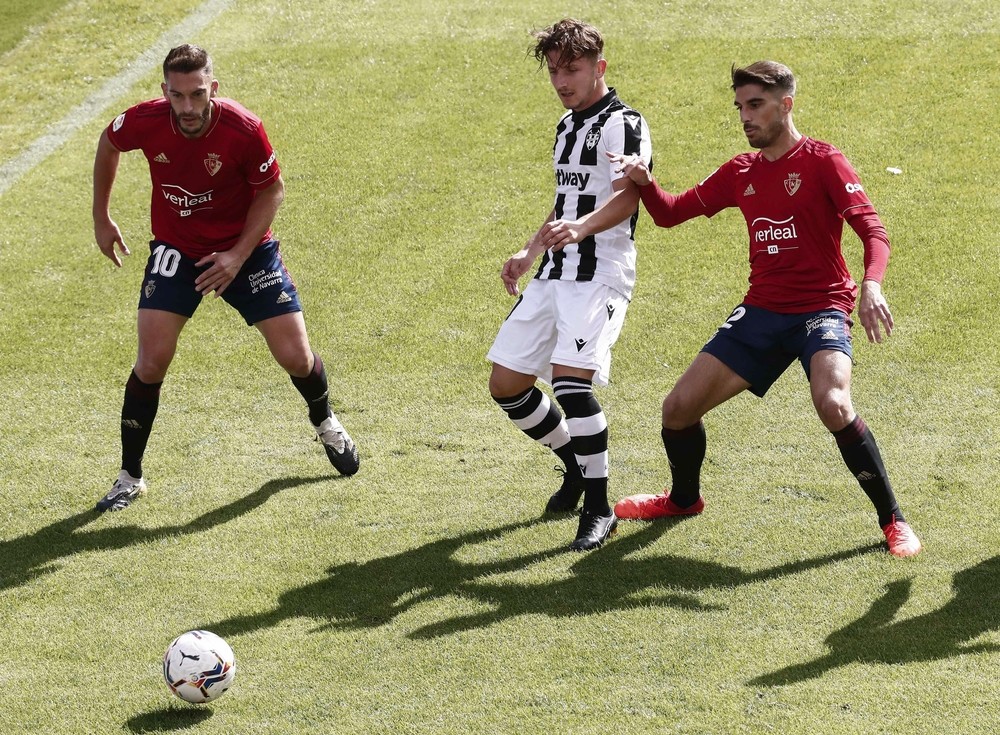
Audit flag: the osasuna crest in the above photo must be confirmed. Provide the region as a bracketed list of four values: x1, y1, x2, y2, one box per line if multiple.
[144, 279, 156, 299]
[585, 127, 602, 150]
[204, 153, 222, 177]
[784, 172, 802, 196]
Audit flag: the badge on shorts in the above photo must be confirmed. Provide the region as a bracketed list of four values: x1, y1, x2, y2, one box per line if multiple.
[144, 279, 156, 299]
[204, 153, 222, 176]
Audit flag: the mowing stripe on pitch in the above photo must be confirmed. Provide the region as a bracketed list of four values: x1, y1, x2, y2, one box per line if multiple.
[0, 0, 232, 199]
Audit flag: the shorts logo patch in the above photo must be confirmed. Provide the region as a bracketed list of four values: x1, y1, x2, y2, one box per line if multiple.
[606, 303, 615, 320]
[276, 291, 292, 304]
[144, 279, 156, 299]
[805, 315, 841, 336]
[575, 338, 588, 352]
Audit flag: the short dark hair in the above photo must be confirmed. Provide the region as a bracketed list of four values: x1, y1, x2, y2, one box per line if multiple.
[163, 44, 213, 79]
[531, 18, 604, 68]
[731, 61, 796, 97]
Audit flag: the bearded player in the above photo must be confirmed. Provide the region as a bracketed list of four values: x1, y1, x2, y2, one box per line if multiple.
[91, 44, 359, 512]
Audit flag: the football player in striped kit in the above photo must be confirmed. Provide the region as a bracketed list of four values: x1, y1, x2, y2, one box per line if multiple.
[487, 19, 652, 551]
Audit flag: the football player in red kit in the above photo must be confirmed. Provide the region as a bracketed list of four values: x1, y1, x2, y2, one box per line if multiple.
[92, 44, 358, 512]
[541, 61, 921, 557]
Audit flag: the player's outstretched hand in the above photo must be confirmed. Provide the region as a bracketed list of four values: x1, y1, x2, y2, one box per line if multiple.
[540, 219, 585, 252]
[606, 151, 653, 186]
[95, 218, 130, 268]
[859, 280, 894, 343]
[501, 249, 537, 296]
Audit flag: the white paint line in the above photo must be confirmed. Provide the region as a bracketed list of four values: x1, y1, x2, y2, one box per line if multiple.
[0, 0, 232, 199]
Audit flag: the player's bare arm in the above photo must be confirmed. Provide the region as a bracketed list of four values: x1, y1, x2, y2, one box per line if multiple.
[92, 130, 131, 268]
[195, 176, 285, 297]
[606, 151, 653, 186]
[500, 209, 554, 296]
[541, 178, 639, 252]
[858, 279, 894, 343]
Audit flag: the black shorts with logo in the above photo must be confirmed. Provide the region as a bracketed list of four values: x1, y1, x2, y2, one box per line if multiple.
[138, 239, 302, 325]
[701, 303, 853, 397]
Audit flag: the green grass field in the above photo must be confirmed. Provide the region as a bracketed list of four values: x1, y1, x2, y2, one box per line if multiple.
[1, 1, 998, 733]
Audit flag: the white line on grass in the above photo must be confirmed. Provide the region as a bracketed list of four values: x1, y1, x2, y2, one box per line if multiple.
[0, 0, 232, 199]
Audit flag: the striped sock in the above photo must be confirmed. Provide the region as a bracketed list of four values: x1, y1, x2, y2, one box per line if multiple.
[553, 376, 609, 515]
[493, 387, 577, 474]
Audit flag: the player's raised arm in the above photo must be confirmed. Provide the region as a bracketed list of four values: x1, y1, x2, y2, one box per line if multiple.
[92, 129, 130, 267]
[541, 177, 639, 252]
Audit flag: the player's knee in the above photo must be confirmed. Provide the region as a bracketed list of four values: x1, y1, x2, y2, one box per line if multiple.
[134, 354, 171, 383]
[661, 392, 692, 430]
[488, 365, 531, 399]
[815, 390, 853, 429]
[278, 350, 313, 378]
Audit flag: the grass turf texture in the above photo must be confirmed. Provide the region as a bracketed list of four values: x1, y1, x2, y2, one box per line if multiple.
[1, 0, 998, 733]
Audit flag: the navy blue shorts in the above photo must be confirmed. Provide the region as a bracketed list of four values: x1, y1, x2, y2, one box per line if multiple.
[701, 304, 853, 397]
[138, 240, 302, 325]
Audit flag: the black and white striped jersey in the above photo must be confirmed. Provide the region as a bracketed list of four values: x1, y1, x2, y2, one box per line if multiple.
[534, 88, 652, 300]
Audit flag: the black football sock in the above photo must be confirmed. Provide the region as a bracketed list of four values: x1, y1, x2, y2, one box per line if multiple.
[833, 415, 904, 527]
[290, 352, 333, 426]
[121, 370, 162, 479]
[661, 422, 705, 508]
[492, 386, 579, 478]
[553, 377, 610, 516]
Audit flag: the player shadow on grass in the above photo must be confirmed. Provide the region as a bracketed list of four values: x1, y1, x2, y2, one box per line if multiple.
[407, 522, 881, 639]
[208, 517, 878, 641]
[210, 517, 567, 637]
[0, 476, 329, 592]
[750, 554, 1000, 687]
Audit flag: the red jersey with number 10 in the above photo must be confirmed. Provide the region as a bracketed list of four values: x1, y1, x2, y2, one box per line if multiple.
[105, 97, 280, 259]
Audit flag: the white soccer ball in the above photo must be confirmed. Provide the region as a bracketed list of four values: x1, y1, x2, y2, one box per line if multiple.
[162, 630, 236, 704]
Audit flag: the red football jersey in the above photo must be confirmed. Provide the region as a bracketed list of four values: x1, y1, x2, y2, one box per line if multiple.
[692, 137, 877, 314]
[106, 97, 280, 259]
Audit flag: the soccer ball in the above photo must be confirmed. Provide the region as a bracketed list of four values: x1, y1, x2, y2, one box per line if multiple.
[162, 630, 236, 704]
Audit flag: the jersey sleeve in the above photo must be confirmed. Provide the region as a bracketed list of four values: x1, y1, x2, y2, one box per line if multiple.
[105, 105, 145, 153]
[243, 120, 281, 189]
[691, 159, 739, 216]
[638, 182, 708, 227]
[603, 110, 653, 184]
[820, 148, 876, 218]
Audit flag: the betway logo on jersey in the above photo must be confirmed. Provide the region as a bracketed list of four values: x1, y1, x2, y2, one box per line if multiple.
[751, 216, 798, 254]
[161, 184, 214, 216]
[556, 169, 591, 191]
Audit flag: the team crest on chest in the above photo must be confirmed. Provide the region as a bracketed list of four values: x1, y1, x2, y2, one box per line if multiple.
[784, 172, 802, 196]
[204, 153, 223, 176]
[585, 127, 602, 150]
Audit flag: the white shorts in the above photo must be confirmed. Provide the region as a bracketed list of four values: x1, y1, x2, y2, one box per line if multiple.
[487, 279, 630, 386]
